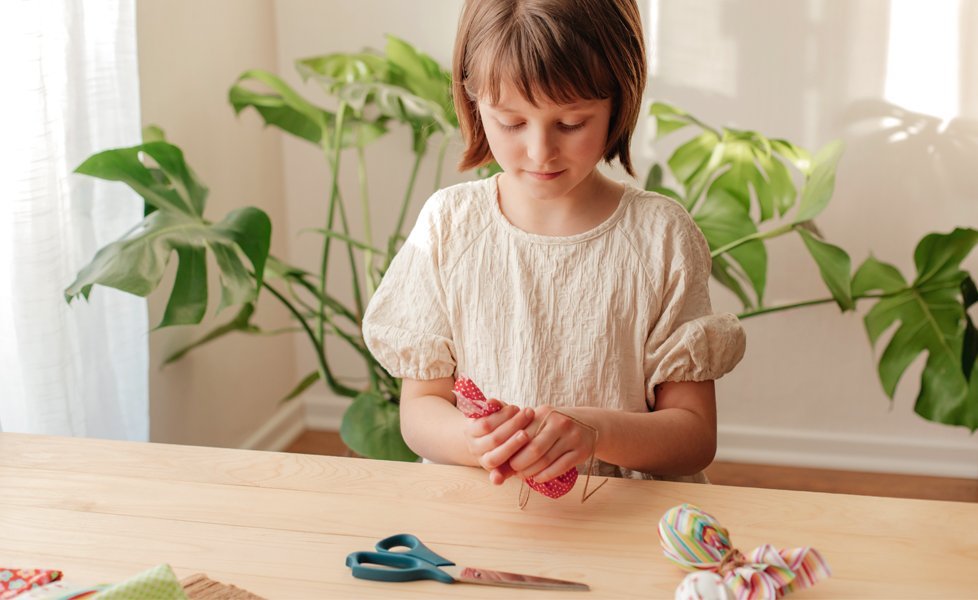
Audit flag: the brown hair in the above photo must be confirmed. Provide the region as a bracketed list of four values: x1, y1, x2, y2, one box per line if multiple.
[452, 0, 647, 176]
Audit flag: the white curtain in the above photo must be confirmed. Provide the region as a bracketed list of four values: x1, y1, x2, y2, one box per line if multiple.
[0, 0, 148, 440]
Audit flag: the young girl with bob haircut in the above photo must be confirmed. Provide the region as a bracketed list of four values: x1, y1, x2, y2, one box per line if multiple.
[363, 0, 746, 486]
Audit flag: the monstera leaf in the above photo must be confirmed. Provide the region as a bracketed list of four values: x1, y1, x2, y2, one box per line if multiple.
[295, 35, 455, 154]
[650, 102, 848, 311]
[852, 228, 978, 430]
[384, 34, 457, 129]
[230, 69, 388, 149]
[694, 189, 767, 307]
[340, 390, 418, 461]
[651, 102, 806, 222]
[64, 141, 271, 329]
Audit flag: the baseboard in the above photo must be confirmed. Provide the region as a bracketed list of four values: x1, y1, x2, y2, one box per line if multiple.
[304, 392, 351, 431]
[246, 392, 978, 479]
[716, 423, 978, 479]
[239, 393, 349, 452]
[238, 398, 306, 452]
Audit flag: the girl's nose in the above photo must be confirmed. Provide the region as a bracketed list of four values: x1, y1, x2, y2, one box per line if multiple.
[526, 129, 558, 166]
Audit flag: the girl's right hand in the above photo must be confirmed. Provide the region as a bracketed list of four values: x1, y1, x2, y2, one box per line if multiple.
[462, 400, 535, 484]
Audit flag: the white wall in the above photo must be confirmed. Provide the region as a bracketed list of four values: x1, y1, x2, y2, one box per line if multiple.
[137, 0, 298, 448]
[646, 0, 978, 475]
[137, 0, 978, 475]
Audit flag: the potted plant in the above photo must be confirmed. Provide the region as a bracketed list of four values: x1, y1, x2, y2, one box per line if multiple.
[647, 102, 977, 430]
[66, 38, 977, 463]
[66, 36, 462, 461]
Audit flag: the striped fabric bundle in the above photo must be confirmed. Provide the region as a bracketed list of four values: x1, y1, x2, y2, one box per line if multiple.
[658, 504, 831, 600]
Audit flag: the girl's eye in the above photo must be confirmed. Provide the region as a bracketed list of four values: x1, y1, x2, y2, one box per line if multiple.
[495, 120, 585, 132]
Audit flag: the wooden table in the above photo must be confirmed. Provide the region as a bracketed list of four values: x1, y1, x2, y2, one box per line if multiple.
[1, 433, 976, 598]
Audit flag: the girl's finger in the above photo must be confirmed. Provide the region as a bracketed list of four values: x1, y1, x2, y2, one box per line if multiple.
[488, 462, 516, 485]
[507, 426, 559, 472]
[465, 404, 519, 438]
[471, 406, 534, 453]
[523, 448, 581, 483]
[480, 428, 529, 471]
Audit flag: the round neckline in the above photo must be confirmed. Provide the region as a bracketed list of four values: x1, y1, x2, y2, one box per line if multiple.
[487, 173, 633, 245]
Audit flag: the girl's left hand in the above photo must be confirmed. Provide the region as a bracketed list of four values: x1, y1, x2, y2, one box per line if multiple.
[502, 405, 595, 484]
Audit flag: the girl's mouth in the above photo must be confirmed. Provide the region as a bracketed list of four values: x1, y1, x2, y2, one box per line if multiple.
[526, 170, 565, 181]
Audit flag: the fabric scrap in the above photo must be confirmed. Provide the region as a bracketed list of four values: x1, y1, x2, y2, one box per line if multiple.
[0, 569, 62, 599]
[453, 376, 578, 499]
[91, 564, 187, 600]
[659, 504, 831, 600]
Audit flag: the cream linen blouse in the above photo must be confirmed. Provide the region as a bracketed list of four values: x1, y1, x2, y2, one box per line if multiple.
[363, 175, 746, 481]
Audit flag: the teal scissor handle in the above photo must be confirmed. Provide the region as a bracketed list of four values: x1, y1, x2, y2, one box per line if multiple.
[345, 551, 454, 583]
[346, 533, 457, 584]
[375, 533, 454, 566]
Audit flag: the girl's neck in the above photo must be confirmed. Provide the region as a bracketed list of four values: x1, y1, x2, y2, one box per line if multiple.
[496, 170, 625, 237]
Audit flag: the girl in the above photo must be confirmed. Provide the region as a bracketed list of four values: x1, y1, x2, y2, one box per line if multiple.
[363, 0, 745, 487]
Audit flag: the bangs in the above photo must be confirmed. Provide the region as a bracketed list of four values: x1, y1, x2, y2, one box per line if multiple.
[452, 0, 646, 176]
[463, 24, 614, 107]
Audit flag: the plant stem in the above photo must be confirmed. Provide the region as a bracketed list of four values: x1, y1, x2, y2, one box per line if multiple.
[357, 143, 377, 298]
[262, 281, 358, 398]
[334, 188, 366, 319]
[386, 151, 424, 271]
[684, 167, 716, 215]
[737, 297, 837, 319]
[711, 223, 796, 258]
[310, 101, 368, 399]
[319, 102, 346, 347]
[736, 268, 968, 322]
[288, 273, 359, 325]
[433, 135, 449, 191]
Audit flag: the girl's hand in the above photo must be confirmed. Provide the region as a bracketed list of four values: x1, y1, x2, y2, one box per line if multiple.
[462, 400, 535, 484]
[505, 406, 593, 484]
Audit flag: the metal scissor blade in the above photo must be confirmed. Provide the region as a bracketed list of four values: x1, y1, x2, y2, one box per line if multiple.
[441, 565, 590, 591]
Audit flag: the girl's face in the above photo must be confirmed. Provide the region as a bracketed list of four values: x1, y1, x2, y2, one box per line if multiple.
[478, 82, 612, 203]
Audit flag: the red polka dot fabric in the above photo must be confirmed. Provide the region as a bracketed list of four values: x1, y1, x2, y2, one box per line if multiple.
[453, 376, 577, 499]
[453, 376, 499, 418]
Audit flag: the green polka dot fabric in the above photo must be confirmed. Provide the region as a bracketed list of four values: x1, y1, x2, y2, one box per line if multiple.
[92, 564, 188, 600]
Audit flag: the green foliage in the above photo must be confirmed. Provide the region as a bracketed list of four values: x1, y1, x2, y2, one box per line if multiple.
[67, 39, 978, 467]
[341, 391, 419, 462]
[650, 101, 978, 430]
[69, 36, 456, 459]
[852, 231, 978, 430]
[648, 102, 848, 310]
[65, 140, 271, 329]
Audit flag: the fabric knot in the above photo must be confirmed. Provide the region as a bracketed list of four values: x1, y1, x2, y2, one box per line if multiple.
[717, 548, 748, 576]
[659, 504, 831, 600]
[453, 376, 578, 500]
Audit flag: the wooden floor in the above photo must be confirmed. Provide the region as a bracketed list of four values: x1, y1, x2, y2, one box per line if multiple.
[285, 430, 978, 503]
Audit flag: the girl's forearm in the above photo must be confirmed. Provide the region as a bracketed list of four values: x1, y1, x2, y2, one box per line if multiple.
[574, 405, 717, 476]
[399, 394, 480, 467]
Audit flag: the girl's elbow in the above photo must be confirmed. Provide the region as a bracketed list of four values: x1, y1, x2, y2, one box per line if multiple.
[690, 436, 717, 473]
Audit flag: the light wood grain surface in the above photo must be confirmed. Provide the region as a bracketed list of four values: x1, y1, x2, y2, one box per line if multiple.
[1, 433, 976, 598]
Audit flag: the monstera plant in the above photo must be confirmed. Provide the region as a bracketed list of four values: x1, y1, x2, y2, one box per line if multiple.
[647, 103, 978, 430]
[66, 36, 460, 461]
[66, 38, 978, 464]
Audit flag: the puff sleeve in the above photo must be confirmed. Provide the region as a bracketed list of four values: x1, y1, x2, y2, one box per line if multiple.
[642, 208, 746, 405]
[362, 192, 456, 380]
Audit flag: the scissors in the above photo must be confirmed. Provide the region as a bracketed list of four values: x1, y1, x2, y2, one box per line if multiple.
[345, 533, 590, 591]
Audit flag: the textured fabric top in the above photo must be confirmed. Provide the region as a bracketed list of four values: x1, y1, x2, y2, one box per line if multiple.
[363, 175, 746, 481]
